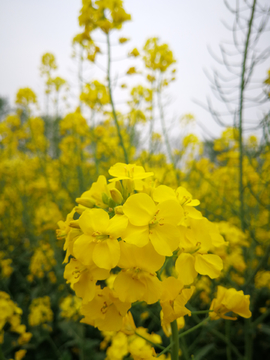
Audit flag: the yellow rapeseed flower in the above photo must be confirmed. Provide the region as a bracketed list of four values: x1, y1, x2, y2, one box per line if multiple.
[210, 286, 251, 320]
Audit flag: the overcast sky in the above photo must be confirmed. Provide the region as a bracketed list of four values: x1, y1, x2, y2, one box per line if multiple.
[0, 0, 269, 140]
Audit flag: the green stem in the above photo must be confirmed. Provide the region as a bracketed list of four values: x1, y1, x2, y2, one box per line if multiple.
[106, 33, 129, 164]
[238, 0, 256, 233]
[191, 310, 213, 315]
[243, 245, 270, 290]
[157, 317, 209, 358]
[157, 257, 169, 280]
[179, 337, 189, 360]
[149, 75, 155, 153]
[157, 342, 174, 358]
[252, 308, 270, 327]
[157, 75, 180, 185]
[134, 331, 165, 351]
[178, 317, 208, 340]
[226, 321, 232, 360]
[239, 11, 257, 360]
[170, 320, 179, 360]
[47, 335, 61, 358]
[244, 318, 253, 360]
[0, 346, 5, 360]
[209, 328, 244, 359]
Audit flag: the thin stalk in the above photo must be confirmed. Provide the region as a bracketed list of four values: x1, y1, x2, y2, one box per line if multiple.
[209, 328, 244, 359]
[243, 245, 270, 290]
[47, 335, 61, 358]
[239, 5, 257, 358]
[191, 310, 213, 315]
[170, 320, 179, 360]
[157, 78, 173, 162]
[106, 33, 129, 163]
[157, 76, 180, 185]
[46, 92, 49, 117]
[55, 91, 59, 118]
[79, 47, 83, 95]
[178, 317, 208, 340]
[157, 257, 169, 280]
[157, 317, 209, 358]
[238, 0, 256, 232]
[134, 331, 165, 351]
[244, 318, 253, 360]
[179, 337, 189, 360]
[0, 346, 5, 360]
[252, 308, 270, 327]
[149, 76, 155, 153]
[226, 321, 232, 360]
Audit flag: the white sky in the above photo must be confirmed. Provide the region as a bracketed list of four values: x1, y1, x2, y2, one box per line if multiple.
[0, 0, 269, 140]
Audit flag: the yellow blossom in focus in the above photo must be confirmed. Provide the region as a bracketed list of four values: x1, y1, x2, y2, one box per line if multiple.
[210, 286, 251, 320]
[109, 163, 154, 182]
[73, 208, 128, 270]
[160, 277, 194, 327]
[123, 193, 183, 256]
[114, 242, 164, 304]
[80, 286, 131, 331]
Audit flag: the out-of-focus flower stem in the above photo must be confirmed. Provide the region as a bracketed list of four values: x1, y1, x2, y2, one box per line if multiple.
[106, 33, 129, 164]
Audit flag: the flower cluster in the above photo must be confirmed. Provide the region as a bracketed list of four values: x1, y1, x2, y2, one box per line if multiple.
[28, 296, 54, 329]
[0, 292, 32, 359]
[58, 162, 250, 332]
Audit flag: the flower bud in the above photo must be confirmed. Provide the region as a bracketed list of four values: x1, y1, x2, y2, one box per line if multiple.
[102, 193, 109, 205]
[76, 197, 95, 208]
[110, 188, 123, 204]
[69, 220, 80, 229]
[74, 206, 87, 215]
[114, 206, 124, 215]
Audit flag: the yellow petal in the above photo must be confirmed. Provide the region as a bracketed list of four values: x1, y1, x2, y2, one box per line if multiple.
[184, 206, 202, 219]
[73, 234, 95, 266]
[174, 287, 194, 316]
[106, 214, 128, 237]
[152, 185, 176, 202]
[210, 232, 226, 247]
[141, 274, 162, 304]
[194, 254, 223, 279]
[150, 229, 173, 256]
[150, 224, 180, 256]
[223, 289, 251, 318]
[74, 272, 96, 303]
[118, 241, 165, 272]
[157, 200, 184, 225]
[114, 271, 145, 302]
[160, 277, 184, 302]
[79, 208, 109, 234]
[136, 242, 165, 273]
[92, 239, 120, 270]
[122, 223, 149, 247]
[175, 253, 197, 285]
[94, 305, 125, 331]
[123, 193, 155, 226]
